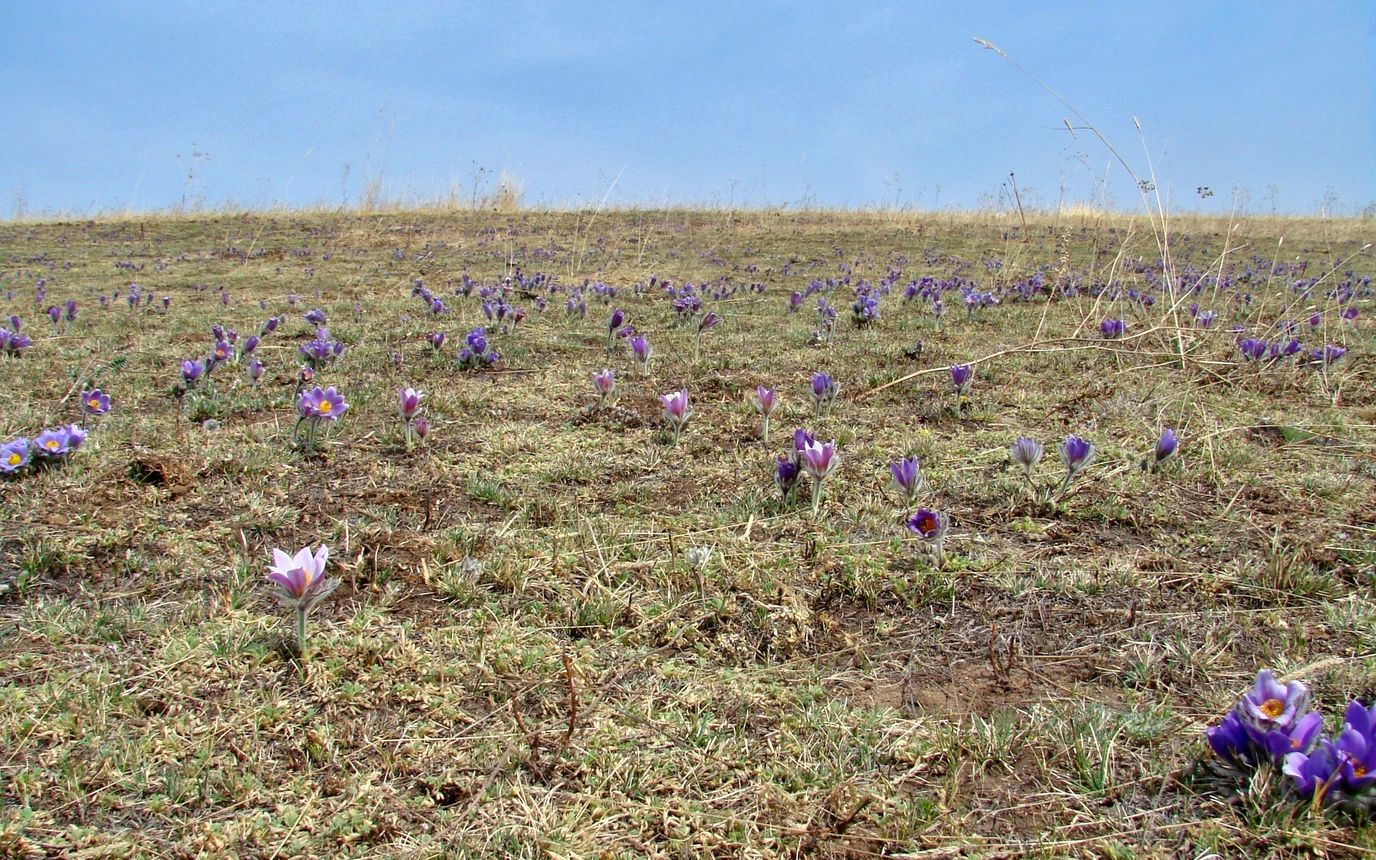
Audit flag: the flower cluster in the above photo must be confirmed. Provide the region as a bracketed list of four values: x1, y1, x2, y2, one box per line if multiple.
[1203, 669, 1376, 816]
[457, 328, 500, 370]
[294, 386, 348, 452]
[774, 429, 839, 514]
[1008, 433, 1097, 502]
[300, 327, 346, 369]
[0, 325, 33, 356]
[1, 425, 88, 476]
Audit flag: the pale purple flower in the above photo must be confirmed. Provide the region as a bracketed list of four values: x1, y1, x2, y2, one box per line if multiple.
[798, 439, 839, 513]
[889, 456, 924, 505]
[1059, 434, 1095, 477]
[660, 388, 692, 443]
[246, 358, 265, 383]
[592, 369, 616, 403]
[181, 359, 205, 386]
[0, 438, 30, 474]
[398, 387, 423, 421]
[82, 389, 111, 417]
[1010, 437, 1044, 475]
[298, 386, 348, 421]
[34, 428, 72, 458]
[810, 372, 839, 416]
[1154, 428, 1178, 465]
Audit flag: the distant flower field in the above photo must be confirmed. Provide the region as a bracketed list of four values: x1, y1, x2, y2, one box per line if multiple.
[0, 209, 1371, 858]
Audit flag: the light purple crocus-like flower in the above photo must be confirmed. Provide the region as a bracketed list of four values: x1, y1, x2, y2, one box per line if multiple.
[304, 308, 327, 326]
[591, 369, 616, 405]
[889, 456, 924, 505]
[413, 416, 429, 441]
[754, 385, 778, 442]
[0, 438, 30, 474]
[1241, 669, 1310, 732]
[82, 389, 111, 417]
[630, 335, 652, 375]
[798, 439, 839, 514]
[298, 386, 348, 421]
[266, 545, 340, 658]
[1010, 437, 1044, 475]
[64, 424, 88, 451]
[810, 371, 839, 417]
[181, 359, 205, 387]
[660, 388, 692, 444]
[246, 358, 265, 384]
[1059, 434, 1095, 478]
[428, 331, 446, 351]
[1309, 344, 1347, 367]
[34, 428, 71, 458]
[262, 316, 280, 334]
[398, 387, 423, 421]
[212, 341, 233, 363]
[241, 335, 261, 356]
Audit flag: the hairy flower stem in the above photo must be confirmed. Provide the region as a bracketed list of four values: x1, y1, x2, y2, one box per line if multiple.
[761, 415, 770, 444]
[810, 480, 823, 515]
[295, 607, 309, 661]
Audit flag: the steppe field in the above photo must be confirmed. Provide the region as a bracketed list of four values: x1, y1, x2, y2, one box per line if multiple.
[0, 209, 1373, 858]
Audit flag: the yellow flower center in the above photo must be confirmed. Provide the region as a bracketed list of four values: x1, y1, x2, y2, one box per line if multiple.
[6, 453, 19, 466]
[88, 398, 101, 409]
[1354, 761, 1367, 778]
[318, 401, 332, 414]
[1260, 698, 1285, 719]
[44, 440, 60, 450]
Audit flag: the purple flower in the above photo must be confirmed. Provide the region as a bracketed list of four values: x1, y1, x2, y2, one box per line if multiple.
[162, 296, 171, 310]
[466, 328, 488, 354]
[1207, 710, 1264, 768]
[1238, 338, 1268, 362]
[949, 363, 973, 395]
[428, 331, 447, 350]
[1010, 437, 1044, 474]
[246, 358, 265, 383]
[46, 305, 60, 326]
[304, 308, 327, 326]
[774, 455, 801, 499]
[398, 387, 423, 421]
[1309, 344, 1347, 367]
[1284, 744, 1340, 800]
[630, 335, 652, 368]
[660, 388, 692, 442]
[212, 341, 232, 363]
[889, 456, 924, 505]
[34, 428, 72, 458]
[608, 308, 625, 333]
[262, 316, 280, 334]
[753, 385, 778, 417]
[1330, 700, 1376, 793]
[0, 438, 30, 474]
[181, 359, 205, 385]
[1059, 434, 1095, 477]
[698, 310, 721, 332]
[798, 439, 839, 482]
[9, 315, 21, 331]
[298, 386, 348, 421]
[82, 389, 111, 416]
[1241, 669, 1310, 732]
[793, 428, 816, 455]
[905, 508, 949, 541]
[266, 545, 340, 654]
[412, 416, 430, 441]
[592, 369, 616, 402]
[1099, 318, 1126, 339]
[64, 299, 77, 322]
[64, 424, 88, 450]
[1154, 429, 1179, 465]
[810, 371, 839, 416]
[241, 335, 261, 356]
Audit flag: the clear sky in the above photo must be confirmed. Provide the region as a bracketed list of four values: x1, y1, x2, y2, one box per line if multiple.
[3, 1, 1373, 216]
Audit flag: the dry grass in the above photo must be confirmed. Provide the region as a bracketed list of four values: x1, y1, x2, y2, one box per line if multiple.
[0, 209, 1373, 858]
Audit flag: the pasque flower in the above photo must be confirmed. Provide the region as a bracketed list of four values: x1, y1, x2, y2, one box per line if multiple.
[1010, 437, 1044, 475]
[660, 388, 692, 444]
[949, 363, 973, 395]
[82, 388, 111, 417]
[298, 386, 348, 421]
[0, 438, 30, 474]
[889, 456, 924, 505]
[266, 545, 340, 660]
[810, 372, 839, 417]
[753, 385, 778, 441]
[630, 335, 652, 375]
[798, 439, 839, 514]
[398, 387, 423, 421]
[592, 369, 616, 406]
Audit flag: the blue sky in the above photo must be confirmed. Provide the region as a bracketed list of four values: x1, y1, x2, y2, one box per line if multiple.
[3, 1, 1373, 215]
